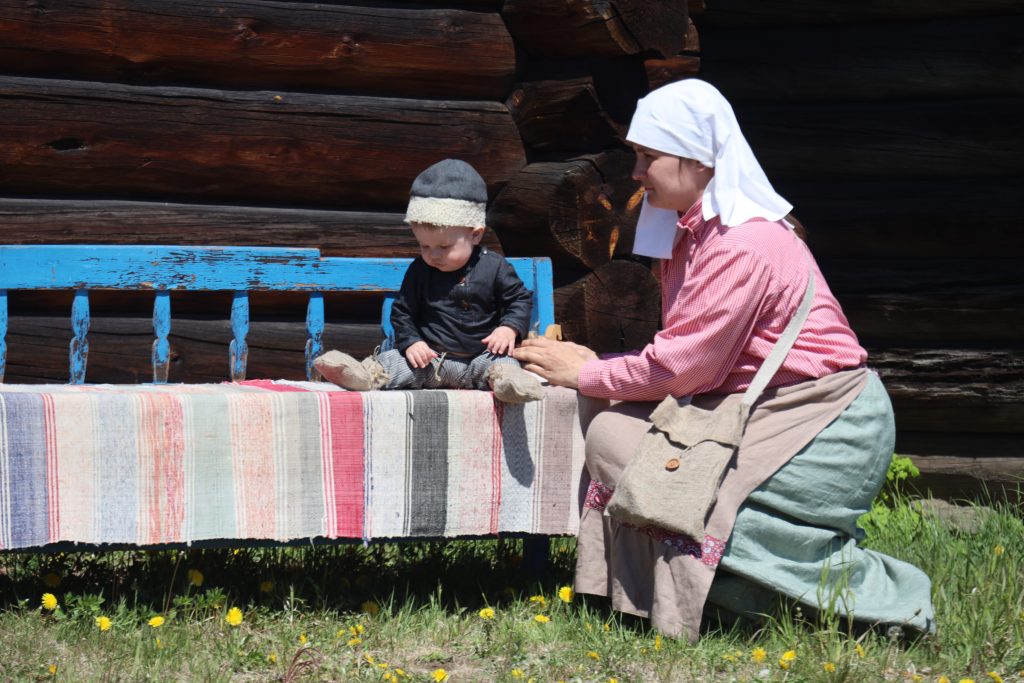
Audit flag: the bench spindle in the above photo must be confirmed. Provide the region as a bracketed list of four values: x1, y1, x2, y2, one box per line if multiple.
[305, 292, 324, 381]
[152, 291, 171, 383]
[0, 289, 7, 383]
[229, 291, 250, 382]
[69, 289, 90, 384]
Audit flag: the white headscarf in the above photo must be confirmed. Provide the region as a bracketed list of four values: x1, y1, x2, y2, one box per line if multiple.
[626, 79, 793, 258]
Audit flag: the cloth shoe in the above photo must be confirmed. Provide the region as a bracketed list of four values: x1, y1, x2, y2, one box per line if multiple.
[314, 350, 388, 391]
[487, 364, 543, 403]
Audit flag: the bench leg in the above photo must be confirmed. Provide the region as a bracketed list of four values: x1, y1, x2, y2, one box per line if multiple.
[522, 535, 550, 580]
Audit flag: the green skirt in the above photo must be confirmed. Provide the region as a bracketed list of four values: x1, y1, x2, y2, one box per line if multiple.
[707, 373, 935, 632]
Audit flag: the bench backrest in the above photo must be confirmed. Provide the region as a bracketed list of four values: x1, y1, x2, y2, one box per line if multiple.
[0, 245, 554, 384]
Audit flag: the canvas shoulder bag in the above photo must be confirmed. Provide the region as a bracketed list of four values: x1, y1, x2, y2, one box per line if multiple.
[605, 256, 816, 541]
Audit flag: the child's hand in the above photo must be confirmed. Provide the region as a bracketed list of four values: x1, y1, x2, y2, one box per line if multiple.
[405, 341, 438, 369]
[482, 325, 518, 356]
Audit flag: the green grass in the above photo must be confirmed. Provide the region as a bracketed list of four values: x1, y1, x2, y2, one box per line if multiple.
[1, 498, 1022, 682]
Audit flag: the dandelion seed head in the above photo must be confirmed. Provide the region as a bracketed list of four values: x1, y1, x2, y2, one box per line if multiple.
[187, 569, 204, 587]
[361, 600, 381, 616]
[259, 580, 274, 593]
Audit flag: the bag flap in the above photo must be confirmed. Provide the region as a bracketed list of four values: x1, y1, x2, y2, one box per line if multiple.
[649, 395, 746, 448]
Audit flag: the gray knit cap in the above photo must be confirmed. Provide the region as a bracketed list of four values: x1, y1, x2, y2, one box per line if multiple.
[404, 159, 487, 228]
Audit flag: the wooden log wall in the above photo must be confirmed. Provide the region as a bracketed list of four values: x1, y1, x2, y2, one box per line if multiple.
[0, 0, 690, 382]
[694, 0, 1024, 501]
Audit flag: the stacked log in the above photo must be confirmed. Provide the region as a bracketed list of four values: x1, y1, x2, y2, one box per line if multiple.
[695, 0, 1024, 499]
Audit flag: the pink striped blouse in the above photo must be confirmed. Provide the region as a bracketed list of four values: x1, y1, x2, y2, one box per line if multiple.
[577, 200, 867, 401]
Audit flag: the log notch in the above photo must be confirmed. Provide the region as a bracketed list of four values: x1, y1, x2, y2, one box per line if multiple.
[503, 0, 689, 59]
[0, 76, 526, 208]
[553, 260, 661, 354]
[644, 18, 702, 90]
[489, 151, 642, 270]
[0, 0, 515, 99]
[0, 198, 503, 258]
[506, 59, 649, 153]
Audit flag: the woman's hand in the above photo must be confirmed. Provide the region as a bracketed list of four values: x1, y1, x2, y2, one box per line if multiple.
[513, 337, 598, 389]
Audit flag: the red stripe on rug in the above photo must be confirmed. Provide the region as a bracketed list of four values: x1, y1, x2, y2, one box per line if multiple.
[325, 392, 365, 538]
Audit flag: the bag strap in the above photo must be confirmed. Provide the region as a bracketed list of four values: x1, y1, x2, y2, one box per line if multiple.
[740, 252, 815, 409]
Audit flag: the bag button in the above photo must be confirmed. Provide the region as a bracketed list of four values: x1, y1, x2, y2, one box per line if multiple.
[664, 458, 680, 471]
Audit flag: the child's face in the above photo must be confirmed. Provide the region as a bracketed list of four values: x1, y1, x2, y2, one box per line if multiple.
[410, 223, 484, 272]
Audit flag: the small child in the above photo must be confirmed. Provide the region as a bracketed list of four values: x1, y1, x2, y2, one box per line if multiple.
[314, 159, 544, 403]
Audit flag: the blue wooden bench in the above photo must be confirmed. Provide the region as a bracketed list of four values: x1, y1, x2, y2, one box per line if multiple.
[0, 244, 556, 383]
[0, 245, 581, 564]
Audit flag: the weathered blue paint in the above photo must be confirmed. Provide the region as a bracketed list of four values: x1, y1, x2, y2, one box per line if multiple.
[69, 289, 90, 384]
[152, 291, 171, 384]
[229, 291, 250, 382]
[380, 296, 397, 351]
[0, 289, 7, 383]
[0, 245, 410, 291]
[305, 293, 325, 381]
[0, 245, 555, 383]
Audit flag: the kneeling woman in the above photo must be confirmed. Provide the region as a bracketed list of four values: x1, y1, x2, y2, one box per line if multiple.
[514, 79, 934, 641]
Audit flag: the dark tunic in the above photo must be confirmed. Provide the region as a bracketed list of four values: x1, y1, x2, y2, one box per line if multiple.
[391, 246, 533, 356]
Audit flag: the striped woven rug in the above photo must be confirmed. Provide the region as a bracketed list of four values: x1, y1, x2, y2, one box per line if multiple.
[0, 382, 585, 550]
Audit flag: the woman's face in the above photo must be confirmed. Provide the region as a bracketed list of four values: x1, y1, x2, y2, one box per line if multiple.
[631, 145, 711, 213]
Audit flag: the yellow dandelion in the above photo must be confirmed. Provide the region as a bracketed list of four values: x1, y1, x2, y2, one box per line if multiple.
[352, 623, 365, 635]
[431, 669, 449, 682]
[42, 572, 61, 588]
[823, 662, 836, 673]
[479, 607, 496, 620]
[155, 637, 163, 649]
[365, 654, 376, 664]
[41, 593, 58, 611]
[529, 595, 546, 607]
[751, 647, 767, 663]
[233, 548, 240, 555]
[148, 615, 165, 628]
[395, 669, 405, 676]
[603, 622, 611, 632]
[654, 635, 662, 651]
[558, 586, 574, 603]
[361, 600, 381, 616]
[587, 651, 600, 661]
[779, 650, 797, 670]
[48, 664, 57, 676]
[225, 607, 243, 627]
[95, 616, 112, 631]
[377, 661, 389, 669]
[987, 674, 1004, 683]
[347, 637, 362, 646]
[267, 653, 277, 664]
[608, 679, 619, 683]
[854, 643, 865, 658]
[299, 633, 308, 645]
[187, 569, 204, 587]
[259, 580, 274, 593]
[994, 544, 1005, 556]
[512, 670, 525, 679]
[960, 679, 977, 683]
[533, 614, 550, 624]
[722, 653, 737, 662]
[938, 678, 951, 683]
[911, 675, 923, 683]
